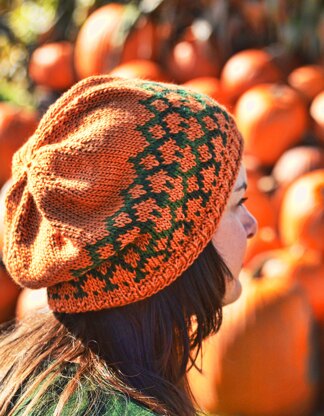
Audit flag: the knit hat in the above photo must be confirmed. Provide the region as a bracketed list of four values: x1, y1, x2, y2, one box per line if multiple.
[3, 76, 243, 313]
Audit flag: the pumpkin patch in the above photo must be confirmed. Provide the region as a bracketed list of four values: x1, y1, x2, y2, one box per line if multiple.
[0, 263, 21, 324]
[29, 41, 76, 90]
[74, 3, 135, 79]
[279, 170, 324, 253]
[248, 247, 324, 323]
[166, 25, 220, 83]
[183, 76, 230, 109]
[235, 83, 309, 166]
[108, 59, 169, 82]
[0, 103, 38, 187]
[288, 65, 324, 103]
[220, 49, 282, 103]
[310, 91, 324, 143]
[188, 271, 318, 416]
[0, 1, 324, 413]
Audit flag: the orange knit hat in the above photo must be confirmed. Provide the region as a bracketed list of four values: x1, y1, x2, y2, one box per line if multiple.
[3, 76, 243, 313]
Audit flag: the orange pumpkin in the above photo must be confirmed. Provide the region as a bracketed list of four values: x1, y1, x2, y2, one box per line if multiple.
[0, 263, 21, 324]
[74, 3, 125, 79]
[242, 153, 264, 174]
[166, 25, 220, 83]
[251, 247, 324, 323]
[220, 49, 282, 103]
[29, 41, 76, 90]
[310, 91, 324, 143]
[121, 16, 158, 63]
[245, 186, 277, 229]
[74, 4, 157, 80]
[188, 270, 317, 416]
[235, 83, 308, 166]
[288, 65, 324, 103]
[244, 226, 282, 267]
[279, 169, 324, 252]
[272, 146, 324, 214]
[0, 103, 38, 186]
[108, 59, 169, 82]
[16, 288, 49, 320]
[0, 179, 12, 253]
[183, 77, 230, 109]
[0, 179, 21, 324]
[317, 321, 324, 410]
[273, 146, 324, 189]
[245, 166, 277, 229]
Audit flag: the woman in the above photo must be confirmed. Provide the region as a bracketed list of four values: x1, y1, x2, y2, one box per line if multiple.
[0, 76, 256, 416]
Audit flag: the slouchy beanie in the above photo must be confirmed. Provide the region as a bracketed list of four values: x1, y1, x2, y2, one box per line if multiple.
[3, 76, 243, 313]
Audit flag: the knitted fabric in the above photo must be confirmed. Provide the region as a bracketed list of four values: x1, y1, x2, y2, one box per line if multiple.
[3, 76, 243, 313]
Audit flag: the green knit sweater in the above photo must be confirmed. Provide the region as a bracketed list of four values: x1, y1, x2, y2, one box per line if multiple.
[12, 386, 157, 415]
[11, 364, 158, 416]
[13, 393, 157, 415]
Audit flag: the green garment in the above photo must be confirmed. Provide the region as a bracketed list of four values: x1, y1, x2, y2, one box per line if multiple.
[11, 364, 158, 416]
[14, 392, 157, 415]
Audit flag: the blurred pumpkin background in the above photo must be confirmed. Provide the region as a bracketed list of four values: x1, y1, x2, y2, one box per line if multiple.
[0, 0, 323, 414]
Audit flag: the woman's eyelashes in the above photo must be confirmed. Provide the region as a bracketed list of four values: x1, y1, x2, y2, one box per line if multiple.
[237, 196, 248, 207]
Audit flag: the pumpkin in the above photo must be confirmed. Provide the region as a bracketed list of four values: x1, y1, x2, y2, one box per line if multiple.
[108, 59, 169, 82]
[244, 226, 282, 267]
[272, 146, 324, 214]
[0, 263, 21, 324]
[183, 77, 230, 109]
[0, 103, 38, 186]
[245, 186, 277, 229]
[74, 4, 157, 80]
[16, 288, 49, 320]
[273, 146, 324, 189]
[279, 169, 324, 252]
[310, 91, 324, 143]
[235, 83, 308, 166]
[245, 165, 277, 229]
[74, 3, 125, 79]
[121, 16, 158, 63]
[0, 179, 12, 254]
[29, 41, 76, 90]
[188, 270, 317, 416]
[220, 49, 282, 103]
[288, 65, 324, 103]
[317, 322, 324, 410]
[251, 247, 324, 323]
[166, 25, 220, 83]
[0, 179, 20, 324]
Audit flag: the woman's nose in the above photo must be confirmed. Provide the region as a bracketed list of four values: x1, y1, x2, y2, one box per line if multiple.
[246, 210, 258, 239]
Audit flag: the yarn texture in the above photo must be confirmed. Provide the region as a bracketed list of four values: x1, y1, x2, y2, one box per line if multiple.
[3, 76, 243, 313]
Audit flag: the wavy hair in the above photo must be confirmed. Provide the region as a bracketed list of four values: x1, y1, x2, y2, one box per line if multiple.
[0, 242, 231, 416]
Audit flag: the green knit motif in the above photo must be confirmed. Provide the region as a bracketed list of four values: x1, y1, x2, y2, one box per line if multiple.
[48, 82, 236, 306]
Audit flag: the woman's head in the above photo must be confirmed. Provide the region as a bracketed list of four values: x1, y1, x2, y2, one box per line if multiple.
[0, 77, 258, 416]
[3, 76, 246, 314]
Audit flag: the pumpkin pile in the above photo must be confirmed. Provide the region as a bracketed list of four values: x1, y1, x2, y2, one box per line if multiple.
[188, 271, 318, 416]
[0, 1, 323, 414]
[0, 103, 39, 188]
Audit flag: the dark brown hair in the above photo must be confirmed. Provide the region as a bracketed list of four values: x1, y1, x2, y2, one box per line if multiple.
[0, 242, 231, 416]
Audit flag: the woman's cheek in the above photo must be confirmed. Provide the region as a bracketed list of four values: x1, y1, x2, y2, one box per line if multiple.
[212, 213, 247, 279]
